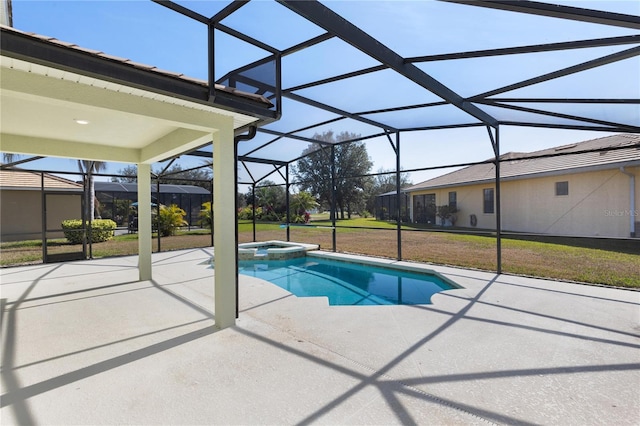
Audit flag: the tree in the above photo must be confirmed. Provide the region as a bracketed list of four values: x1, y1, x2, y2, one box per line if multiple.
[290, 191, 318, 223]
[77, 160, 107, 221]
[245, 180, 286, 221]
[155, 163, 212, 191]
[364, 168, 413, 214]
[292, 131, 373, 220]
[111, 165, 137, 182]
[112, 163, 213, 192]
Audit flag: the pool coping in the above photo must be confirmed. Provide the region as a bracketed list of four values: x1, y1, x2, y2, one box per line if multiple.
[307, 250, 463, 290]
[238, 240, 319, 260]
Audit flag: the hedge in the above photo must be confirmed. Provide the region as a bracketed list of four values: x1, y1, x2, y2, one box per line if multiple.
[61, 219, 116, 244]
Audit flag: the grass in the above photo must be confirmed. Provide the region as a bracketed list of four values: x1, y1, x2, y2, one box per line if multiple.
[2, 220, 638, 288]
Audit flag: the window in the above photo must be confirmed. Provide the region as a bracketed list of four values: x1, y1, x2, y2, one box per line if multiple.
[448, 191, 457, 209]
[556, 181, 569, 196]
[483, 188, 494, 214]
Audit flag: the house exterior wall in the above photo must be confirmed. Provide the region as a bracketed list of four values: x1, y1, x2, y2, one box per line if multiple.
[409, 165, 639, 238]
[410, 184, 497, 229]
[0, 190, 82, 242]
[500, 166, 639, 238]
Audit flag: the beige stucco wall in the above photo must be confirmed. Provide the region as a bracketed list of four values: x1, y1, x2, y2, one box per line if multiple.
[501, 166, 639, 238]
[410, 183, 497, 229]
[410, 165, 639, 238]
[0, 190, 82, 242]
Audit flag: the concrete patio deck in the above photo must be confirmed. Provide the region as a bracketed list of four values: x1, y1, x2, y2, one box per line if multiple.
[1, 248, 639, 425]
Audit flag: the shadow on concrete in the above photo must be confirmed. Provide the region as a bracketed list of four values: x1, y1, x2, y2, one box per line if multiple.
[0, 262, 217, 424]
[2, 265, 63, 425]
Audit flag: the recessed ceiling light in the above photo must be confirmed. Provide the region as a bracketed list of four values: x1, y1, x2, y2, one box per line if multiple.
[74, 119, 90, 125]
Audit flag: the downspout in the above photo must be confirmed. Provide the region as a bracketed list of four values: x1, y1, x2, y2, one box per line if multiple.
[234, 126, 258, 318]
[620, 167, 636, 238]
[1, 0, 12, 27]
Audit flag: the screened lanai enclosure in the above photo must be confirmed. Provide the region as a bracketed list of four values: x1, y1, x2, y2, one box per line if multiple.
[94, 181, 210, 228]
[1, 0, 639, 277]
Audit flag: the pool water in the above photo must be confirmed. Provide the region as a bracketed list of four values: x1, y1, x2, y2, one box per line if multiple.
[238, 256, 456, 306]
[255, 245, 281, 255]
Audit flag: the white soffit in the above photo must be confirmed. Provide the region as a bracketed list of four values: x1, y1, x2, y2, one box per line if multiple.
[0, 55, 260, 163]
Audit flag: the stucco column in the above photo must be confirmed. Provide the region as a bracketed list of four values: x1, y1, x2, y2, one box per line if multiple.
[137, 163, 152, 281]
[213, 122, 237, 329]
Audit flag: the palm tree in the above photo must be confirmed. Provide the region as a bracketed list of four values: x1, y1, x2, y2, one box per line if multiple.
[290, 191, 318, 223]
[77, 160, 107, 221]
[291, 191, 318, 215]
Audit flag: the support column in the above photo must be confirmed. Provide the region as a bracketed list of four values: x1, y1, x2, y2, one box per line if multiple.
[156, 179, 161, 253]
[213, 122, 237, 329]
[495, 127, 502, 275]
[286, 164, 290, 242]
[487, 125, 502, 275]
[331, 144, 337, 252]
[252, 184, 257, 242]
[395, 131, 402, 260]
[137, 163, 152, 281]
[620, 167, 636, 237]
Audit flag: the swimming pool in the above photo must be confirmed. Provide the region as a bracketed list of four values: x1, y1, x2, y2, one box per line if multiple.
[238, 255, 459, 306]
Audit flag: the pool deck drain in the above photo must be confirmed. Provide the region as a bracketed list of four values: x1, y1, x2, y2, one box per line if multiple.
[1, 248, 638, 425]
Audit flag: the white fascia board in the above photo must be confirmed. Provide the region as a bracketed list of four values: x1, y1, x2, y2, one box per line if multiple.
[0, 133, 139, 163]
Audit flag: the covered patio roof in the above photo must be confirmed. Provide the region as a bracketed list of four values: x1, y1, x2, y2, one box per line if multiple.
[0, 24, 276, 165]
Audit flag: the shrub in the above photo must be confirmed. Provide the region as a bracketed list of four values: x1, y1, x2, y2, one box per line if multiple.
[156, 204, 188, 237]
[199, 201, 213, 229]
[291, 214, 305, 224]
[238, 205, 263, 220]
[61, 219, 116, 244]
[436, 205, 459, 226]
[261, 209, 281, 222]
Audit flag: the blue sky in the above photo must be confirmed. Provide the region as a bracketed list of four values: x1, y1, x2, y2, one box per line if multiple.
[6, 0, 640, 186]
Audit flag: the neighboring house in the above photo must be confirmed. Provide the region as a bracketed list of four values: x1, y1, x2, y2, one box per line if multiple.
[94, 181, 210, 227]
[397, 134, 640, 238]
[0, 169, 83, 242]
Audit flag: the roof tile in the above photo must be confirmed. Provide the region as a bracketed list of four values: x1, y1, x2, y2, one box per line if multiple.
[408, 134, 640, 190]
[0, 24, 273, 108]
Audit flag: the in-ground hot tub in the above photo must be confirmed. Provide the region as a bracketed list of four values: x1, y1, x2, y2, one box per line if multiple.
[238, 241, 319, 260]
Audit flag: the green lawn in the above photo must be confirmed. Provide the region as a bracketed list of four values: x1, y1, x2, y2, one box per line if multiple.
[2, 219, 638, 288]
